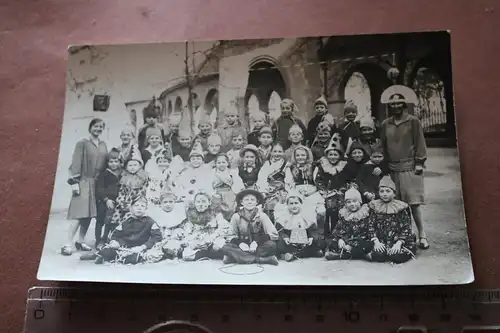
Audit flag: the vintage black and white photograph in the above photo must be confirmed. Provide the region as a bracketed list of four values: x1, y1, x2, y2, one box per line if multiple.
[37, 31, 473, 285]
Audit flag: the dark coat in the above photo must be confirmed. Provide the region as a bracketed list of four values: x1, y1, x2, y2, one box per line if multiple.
[111, 215, 162, 249]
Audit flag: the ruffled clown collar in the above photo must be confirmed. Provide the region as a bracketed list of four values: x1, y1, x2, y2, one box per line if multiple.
[339, 204, 370, 221]
[369, 199, 409, 214]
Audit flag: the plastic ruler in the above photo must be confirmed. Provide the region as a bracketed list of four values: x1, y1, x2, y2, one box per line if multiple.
[24, 286, 500, 333]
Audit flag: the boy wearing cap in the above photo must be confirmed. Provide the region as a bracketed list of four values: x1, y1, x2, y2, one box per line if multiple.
[310, 121, 334, 161]
[306, 96, 332, 146]
[380, 91, 429, 250]
[345, 115, 381, 157]
[368, 176, 417, 264]
[221, 189, 280, 266]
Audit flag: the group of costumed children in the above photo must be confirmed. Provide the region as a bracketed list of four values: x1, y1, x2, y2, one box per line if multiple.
[78, 96, 417, 266]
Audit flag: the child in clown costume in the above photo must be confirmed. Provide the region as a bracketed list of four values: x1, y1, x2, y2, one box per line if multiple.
[145, 148, 174, 206]
[324, 185, 373, 261]
[284, 146, 326, 223]
[172, 143, 214, 203]
[208, 153, 244, 220]
[163, 191, 233, 261]
[275, 190, 324, 261]
[284, 124, 306, 162]
[257, 143, 288, 223]
[368, 176, 417, 264]
[313, 132, 348, 237]
[110, 145, 148, 226]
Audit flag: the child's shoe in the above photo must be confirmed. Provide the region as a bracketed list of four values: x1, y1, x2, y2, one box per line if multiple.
[80, 253, 98, 261]
[325, 250, 342, 260]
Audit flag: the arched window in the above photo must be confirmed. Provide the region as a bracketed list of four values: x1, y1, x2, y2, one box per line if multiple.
[174, 96, 183, 114]
[247, 94, 260, 130]
[412, 67, 447, 133]
[167, 100, 173, 115]
[267, 90, 282, 124]
[344, 72, 371, 120]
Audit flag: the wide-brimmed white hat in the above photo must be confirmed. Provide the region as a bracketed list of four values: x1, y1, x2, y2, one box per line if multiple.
[381, 85, 418, 104]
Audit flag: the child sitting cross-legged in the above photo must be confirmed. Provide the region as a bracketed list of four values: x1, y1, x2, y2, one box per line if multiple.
[82, 196, 163, 264]
[220, 189, 280, 266]
[275, 190, 323, 262]
[368, 176, 417, 264]
[164, 191, 233, 262]
[324, 185, 373, 261]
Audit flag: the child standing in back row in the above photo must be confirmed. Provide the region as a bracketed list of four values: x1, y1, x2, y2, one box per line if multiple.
[247, 110, 268, 147]
[95, 148, 122, 249]
[356, 142, 389, 202]
[219, 109, 247, 153]
[257, 126, 274, 162]
[338, 101, 360, 151]
[272, 99, 306, 149]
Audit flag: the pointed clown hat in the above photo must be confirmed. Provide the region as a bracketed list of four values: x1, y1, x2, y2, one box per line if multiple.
[359, 115, 376, 130]
[250, 110, 268, 122]
[207, 133, 222, 146]
[189, 142, 205, 159]
[379, 175, 396, 192]
[286, 189, 304, 204]
[344, 184, 362, 202]
[313, 95, 328, 107]
[324, 132, 344, 154]
[380, 85, 418, 105]
[127, 144, 144, 166]
[288, 124, 303, 135]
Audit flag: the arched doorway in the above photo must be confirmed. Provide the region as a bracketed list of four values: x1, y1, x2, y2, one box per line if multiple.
[244, 59, 287, 128]
[412, 67, 447, 134]
[339, 63, 392, 122]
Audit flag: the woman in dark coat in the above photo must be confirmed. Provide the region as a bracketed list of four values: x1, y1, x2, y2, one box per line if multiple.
[61, 118, 108, 256]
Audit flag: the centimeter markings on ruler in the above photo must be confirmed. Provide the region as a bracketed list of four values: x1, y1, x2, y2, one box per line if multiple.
[28, 286, 500, 304]
[25, 287, 500, 333]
